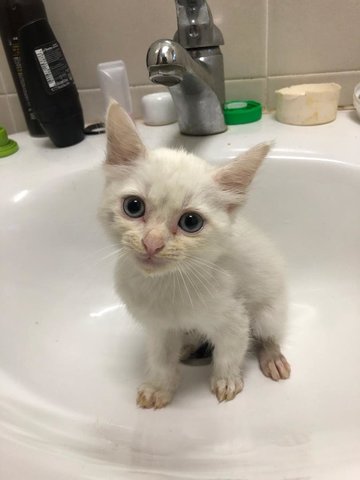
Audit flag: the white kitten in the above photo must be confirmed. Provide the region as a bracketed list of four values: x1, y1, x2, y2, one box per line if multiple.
[100, 103, 291, 409]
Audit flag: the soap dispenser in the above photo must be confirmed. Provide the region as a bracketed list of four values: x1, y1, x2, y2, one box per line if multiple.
[18, 14, 85, 147]
[0, 0, 46, 136]
[0, 0, 84, 147]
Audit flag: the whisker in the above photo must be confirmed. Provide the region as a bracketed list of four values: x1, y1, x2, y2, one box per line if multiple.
[181, 265, 206, 306]
[99, 248, 124, 262]
[190, 256, 225, 272]
[194, 264, 222, 289]
[76, 243, 120, 267]
[83, 248, 127, 271]
[174, 266, 185, 304]
[66, 247, 125, 288]
[184, 261, 214, 298]
[178, 267, 193, 307]
[185, 254, 230, 276]
[186, 260, 215, 285]
[171, 271, 176, 305]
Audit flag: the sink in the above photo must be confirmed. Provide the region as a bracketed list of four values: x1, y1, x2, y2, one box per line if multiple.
[1, 112, 360, 479]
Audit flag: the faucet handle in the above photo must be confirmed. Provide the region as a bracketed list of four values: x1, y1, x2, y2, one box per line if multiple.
[173, 0, 224, 49]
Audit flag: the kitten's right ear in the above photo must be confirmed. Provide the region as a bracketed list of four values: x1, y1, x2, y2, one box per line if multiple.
[106, 102, 146, 165]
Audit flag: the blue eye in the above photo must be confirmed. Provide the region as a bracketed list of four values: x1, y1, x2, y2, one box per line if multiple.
[178, 212, 204, 233]
[123, 196, 145, 218]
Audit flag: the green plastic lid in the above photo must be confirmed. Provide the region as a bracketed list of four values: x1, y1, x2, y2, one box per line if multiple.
[0, 126, 19, 158]
[223, 100, 262, 125]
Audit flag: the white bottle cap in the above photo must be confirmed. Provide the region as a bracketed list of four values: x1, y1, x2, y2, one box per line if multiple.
[141, 92, 177, 126]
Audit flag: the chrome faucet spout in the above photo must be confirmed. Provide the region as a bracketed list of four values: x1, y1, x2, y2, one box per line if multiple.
[146, 0, 226, 136]
[147, 40, 213, 88]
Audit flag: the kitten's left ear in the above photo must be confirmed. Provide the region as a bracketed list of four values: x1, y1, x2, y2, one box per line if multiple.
[106, 102, 146, 165]
[214, 142, 271, 207]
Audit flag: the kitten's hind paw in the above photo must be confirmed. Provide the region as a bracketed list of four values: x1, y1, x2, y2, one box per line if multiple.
[258, 349, 291, 381]
[211, 375, 244, 402]
[136, 384, 173, 409]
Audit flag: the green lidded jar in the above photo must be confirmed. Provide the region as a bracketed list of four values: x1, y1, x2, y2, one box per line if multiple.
[223, 100, 262, 125]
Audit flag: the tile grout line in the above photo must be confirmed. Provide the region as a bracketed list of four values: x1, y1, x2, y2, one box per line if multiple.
[56, 69, 360, 94]
[3, 94, 17, 132]
[267, 69, 360, 80]
[265, 0, 269, 110]
[0, 68, 17, 131]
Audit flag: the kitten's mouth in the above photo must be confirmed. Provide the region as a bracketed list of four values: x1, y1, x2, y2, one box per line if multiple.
[136, 254, 168, 270]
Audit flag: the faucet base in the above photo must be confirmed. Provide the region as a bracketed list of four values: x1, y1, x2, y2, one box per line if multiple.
[169, 82, 226, 135]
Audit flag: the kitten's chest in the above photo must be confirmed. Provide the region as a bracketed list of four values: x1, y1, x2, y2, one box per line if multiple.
[115, 268, 229, 330]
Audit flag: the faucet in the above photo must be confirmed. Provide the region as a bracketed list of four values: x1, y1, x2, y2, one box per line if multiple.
[146, 0, 226, 135]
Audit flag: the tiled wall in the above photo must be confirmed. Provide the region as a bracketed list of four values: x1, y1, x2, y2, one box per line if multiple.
[1, 0, 360, 133]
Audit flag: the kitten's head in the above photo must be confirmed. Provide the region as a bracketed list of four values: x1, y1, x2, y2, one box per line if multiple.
[100, 103, 270, 277]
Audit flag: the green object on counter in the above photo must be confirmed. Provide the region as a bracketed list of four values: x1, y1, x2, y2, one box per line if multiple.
[223, 100, 262, 125]
[0, 125, 19, 157]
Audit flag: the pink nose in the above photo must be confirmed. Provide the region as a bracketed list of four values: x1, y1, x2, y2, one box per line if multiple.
[142, 232, 165, 257]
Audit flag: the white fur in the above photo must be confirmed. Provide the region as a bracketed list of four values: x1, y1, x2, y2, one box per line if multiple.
[100, 104, 290, 408]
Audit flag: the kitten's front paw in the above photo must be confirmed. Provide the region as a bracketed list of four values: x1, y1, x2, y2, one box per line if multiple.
[211, 375, 244, 402]
[258, 350, 291, 381]
[136, 384, 173, 409]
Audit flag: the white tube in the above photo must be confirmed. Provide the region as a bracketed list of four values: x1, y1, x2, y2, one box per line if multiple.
[97, 60, 132, 118]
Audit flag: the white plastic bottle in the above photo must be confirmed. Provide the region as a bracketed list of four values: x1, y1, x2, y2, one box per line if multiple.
[97, 60, 132, 118]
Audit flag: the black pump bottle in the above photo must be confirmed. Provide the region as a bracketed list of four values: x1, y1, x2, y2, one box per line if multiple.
[18, 15, 84, 147]
[0, 0, 84, 147]
[0, 0, 46, 136]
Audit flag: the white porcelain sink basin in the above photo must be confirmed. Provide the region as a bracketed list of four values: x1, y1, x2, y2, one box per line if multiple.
[1, 112, 360, 479]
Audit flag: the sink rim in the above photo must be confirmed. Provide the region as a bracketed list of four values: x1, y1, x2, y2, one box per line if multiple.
[1, 110, 360, 480]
